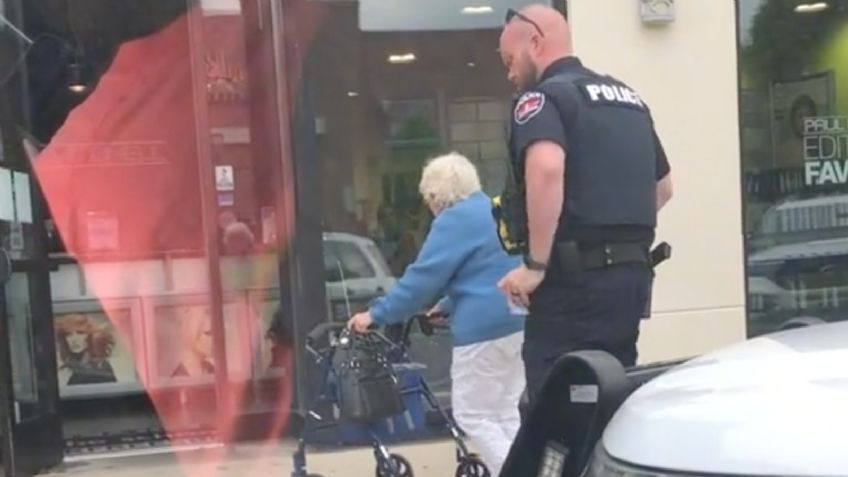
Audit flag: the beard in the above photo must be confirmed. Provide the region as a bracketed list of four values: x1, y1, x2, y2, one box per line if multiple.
[516, 51, 539, 92]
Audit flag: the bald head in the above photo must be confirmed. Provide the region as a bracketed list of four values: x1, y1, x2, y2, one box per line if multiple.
[515, 4, 572, 49]
[499, 4, 573, 91]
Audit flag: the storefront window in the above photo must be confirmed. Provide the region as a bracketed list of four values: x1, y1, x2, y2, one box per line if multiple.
[294, 0, 560, 403]
[0, 0, 568, 458]
[739, 0, 848, 336]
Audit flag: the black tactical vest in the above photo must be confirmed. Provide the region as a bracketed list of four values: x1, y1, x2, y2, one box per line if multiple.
[517, 66, 658, 239]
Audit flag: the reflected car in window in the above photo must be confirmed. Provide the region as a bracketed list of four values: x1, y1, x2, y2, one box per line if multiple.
[322, 232, 397, 321]
[746, 193, 848, 336]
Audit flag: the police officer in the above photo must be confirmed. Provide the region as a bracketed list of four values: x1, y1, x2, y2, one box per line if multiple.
[496, 4, 673, 403]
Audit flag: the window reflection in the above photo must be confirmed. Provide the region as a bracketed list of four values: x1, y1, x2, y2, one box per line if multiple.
[740, 0, 848, 337]
[7, 0, 297, 450]
[1, 0, 566, 453]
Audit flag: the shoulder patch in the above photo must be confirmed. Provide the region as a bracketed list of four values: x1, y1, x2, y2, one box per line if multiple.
[514, 91, 545, 125]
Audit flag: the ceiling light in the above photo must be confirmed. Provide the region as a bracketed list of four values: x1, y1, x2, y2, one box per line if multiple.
[461, 6, 494, 15]
[66, 63, 88, 94]
[467, 61, 476, 67]
[388, 53, 416, 64]
[795, 2, 829, 13]
[347, 91, 359, 98]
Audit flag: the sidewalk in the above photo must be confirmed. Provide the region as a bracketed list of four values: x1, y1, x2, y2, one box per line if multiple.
[42, 439, 463, 477]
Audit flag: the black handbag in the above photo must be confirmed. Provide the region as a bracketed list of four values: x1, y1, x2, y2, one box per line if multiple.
[333, 331, 406, 422]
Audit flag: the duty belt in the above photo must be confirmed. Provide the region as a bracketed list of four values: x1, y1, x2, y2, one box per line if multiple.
[556, 241, 671, 273]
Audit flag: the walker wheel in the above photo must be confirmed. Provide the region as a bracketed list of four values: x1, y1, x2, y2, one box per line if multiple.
[376, 453, 414, 477]
[455, 455, 490, 477]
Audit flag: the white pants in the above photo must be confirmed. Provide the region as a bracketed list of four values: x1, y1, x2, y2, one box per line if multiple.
[451, 331, 525, 476]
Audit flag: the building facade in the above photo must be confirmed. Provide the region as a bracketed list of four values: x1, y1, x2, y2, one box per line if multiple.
[0, 0, 844, 474]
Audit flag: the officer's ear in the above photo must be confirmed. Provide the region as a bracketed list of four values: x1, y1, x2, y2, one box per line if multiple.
[529, 34, 544, 57]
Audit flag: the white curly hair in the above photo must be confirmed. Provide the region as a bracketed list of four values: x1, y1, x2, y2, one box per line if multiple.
[419, 152, 482, 213]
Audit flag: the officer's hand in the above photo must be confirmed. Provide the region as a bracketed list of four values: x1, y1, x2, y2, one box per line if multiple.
[498, 265, 545, 309]
[347, 312, 374, 333]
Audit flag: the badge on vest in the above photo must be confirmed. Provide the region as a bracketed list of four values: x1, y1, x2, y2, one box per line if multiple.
[514, 91, 545, 124]
[578, 81, 646, 111]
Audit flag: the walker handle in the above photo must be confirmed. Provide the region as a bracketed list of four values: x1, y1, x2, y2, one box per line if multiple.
[306, 322, 347, 344]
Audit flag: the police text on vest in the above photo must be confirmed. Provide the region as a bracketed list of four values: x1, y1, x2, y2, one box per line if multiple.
[583, 83, 644, 108]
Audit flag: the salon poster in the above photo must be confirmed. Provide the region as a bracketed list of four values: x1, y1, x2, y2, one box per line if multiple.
[54, 309, 137, 391]
[153, 302, 246, 380]
[769, 72, 835, 172]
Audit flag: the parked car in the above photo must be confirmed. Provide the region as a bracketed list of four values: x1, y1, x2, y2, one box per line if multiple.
[583, 321, 847, 476]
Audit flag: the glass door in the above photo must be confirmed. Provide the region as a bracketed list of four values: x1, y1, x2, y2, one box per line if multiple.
[0, 245, 63, 477]
[0, 0, 64, 473]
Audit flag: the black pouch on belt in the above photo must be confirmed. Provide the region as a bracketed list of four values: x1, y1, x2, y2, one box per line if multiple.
[554, 241, 584, 284]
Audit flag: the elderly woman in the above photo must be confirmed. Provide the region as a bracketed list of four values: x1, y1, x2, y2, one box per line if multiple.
[348, 152, 525, 475]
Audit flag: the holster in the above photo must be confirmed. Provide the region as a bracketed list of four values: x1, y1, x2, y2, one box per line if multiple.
[643, 241, 672, 319]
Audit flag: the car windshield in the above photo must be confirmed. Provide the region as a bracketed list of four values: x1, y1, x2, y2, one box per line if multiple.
[364, 242, 393, 277]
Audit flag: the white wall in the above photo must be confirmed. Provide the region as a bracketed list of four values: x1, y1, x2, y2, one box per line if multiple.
[569, 0, 747, 362]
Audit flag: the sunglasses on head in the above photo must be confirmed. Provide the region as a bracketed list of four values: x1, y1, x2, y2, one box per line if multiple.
[505, 8, 545, 38]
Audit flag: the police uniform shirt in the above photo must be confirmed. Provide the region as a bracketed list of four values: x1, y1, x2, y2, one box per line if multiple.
[508, 56, 670, 242]
[510, 57, 670, 181]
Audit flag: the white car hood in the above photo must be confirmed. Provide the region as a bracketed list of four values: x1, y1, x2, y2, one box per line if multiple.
[603, 322, 848, 476]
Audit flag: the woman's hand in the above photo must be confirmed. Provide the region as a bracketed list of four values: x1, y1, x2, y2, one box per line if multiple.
[426, 304, 449, 326]
[347, 312, 374, 333]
